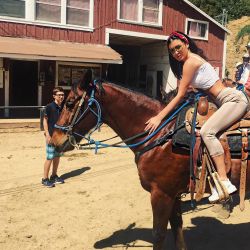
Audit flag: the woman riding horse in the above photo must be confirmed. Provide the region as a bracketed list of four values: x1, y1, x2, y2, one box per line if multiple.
[51, 33, 250, 250]
[145, 31, 249, 202]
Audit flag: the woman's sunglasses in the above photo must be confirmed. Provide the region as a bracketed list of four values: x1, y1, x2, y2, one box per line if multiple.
[169, 44, 183, 54]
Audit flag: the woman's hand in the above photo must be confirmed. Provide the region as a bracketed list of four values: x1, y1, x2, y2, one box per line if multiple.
[145, 115, 162, 134]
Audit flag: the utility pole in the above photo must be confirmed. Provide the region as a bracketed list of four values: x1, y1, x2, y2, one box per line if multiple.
[215, 9, 228, 26]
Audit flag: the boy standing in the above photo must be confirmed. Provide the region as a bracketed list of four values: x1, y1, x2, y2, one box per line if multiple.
[42, 87, 65, 187]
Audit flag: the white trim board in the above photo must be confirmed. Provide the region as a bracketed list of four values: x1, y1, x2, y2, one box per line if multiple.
[105, 28, 168, 45]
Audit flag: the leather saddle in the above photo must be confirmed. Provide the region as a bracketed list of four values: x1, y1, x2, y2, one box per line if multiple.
[185, 96, 250, 134]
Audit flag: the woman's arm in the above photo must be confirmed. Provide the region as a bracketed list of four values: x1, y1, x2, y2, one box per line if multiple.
[145, 58, 199, 133]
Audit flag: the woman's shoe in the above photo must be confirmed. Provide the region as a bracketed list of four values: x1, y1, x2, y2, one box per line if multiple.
[208, 179, 237, 203]
[208, 186, 219, 203]
[221, 179, 237, 194]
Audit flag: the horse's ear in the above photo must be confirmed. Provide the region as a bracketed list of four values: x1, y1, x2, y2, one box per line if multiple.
[79, 69, 92, 90]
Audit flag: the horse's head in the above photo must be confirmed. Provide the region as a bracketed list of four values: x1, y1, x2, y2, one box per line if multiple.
[52, 68, 169, 153]
[51, 69, 103, 152]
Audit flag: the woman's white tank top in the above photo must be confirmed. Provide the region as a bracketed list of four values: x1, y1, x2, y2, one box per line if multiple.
[191, 62, 219, 90]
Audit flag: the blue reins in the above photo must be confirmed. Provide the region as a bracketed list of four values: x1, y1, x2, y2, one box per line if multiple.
[55, 80, 204, 154]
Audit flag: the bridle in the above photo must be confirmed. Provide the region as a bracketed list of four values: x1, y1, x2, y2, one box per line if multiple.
[54, 80, 103, 146]
[54, 80, 205, 155]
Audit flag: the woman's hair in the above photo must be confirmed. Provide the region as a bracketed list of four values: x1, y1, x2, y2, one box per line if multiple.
[167, 31, 207, 80]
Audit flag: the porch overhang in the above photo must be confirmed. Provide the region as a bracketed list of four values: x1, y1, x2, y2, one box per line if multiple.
[0, 36, 122, 64]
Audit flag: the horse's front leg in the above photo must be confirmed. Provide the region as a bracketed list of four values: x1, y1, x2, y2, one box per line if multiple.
[169, 198, 187, 250]
[151, 188, 175, 250]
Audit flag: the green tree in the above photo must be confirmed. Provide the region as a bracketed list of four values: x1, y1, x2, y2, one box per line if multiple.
[189, 0, 250, 21]
[235, 25, 250, 43]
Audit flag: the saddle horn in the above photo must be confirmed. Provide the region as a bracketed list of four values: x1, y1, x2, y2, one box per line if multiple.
[197, 96, 209, 116]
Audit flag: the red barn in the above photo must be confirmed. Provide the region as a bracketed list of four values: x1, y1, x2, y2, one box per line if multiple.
[0, 0, 229, 117]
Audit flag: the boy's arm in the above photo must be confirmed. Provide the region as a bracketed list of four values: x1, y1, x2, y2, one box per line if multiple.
[43, 116, 51, 144]
[43, 116, 49, 135]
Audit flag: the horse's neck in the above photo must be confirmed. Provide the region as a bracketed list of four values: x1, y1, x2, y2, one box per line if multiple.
[100, 83, 163, 141]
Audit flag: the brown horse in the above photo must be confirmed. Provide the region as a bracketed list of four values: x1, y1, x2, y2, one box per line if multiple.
[52, 70, 250, 250]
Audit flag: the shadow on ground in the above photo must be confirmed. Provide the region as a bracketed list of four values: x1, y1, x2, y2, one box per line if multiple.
[181, 192, 250, 217]
[60, 166, 90, 180]
[94, 223, 154, 249]
[94, 193, 250, 250]
[94, 215, 250, 250]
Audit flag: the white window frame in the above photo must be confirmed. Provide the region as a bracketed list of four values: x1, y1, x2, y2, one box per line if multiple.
[56, 61, 101, 90]
[185, 18, 209, 41]
[117, 0, 163, 27]
[0, 0, 94, 32]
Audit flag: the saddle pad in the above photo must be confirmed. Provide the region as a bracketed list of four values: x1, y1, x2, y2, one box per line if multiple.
[172, 103, 250, 158]
[227, 135, 250, 157]
[172, 104, 192, 150]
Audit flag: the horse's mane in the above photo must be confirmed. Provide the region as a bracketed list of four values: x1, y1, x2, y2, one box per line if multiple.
[71, 78, 177, 105]
[99, 80, 177, 105]
[161, 88, 178, 104]
[71, 80, 79, 94]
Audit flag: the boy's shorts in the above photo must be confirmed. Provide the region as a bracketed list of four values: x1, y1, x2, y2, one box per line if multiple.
[46, 144, 62, 160]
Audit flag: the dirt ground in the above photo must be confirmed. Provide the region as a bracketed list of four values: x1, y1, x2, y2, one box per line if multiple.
[0, 125, 250, 250]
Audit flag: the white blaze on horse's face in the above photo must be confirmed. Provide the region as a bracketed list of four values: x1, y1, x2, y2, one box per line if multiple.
[51, 89, 88, 151]
[53, 131, 68, 147]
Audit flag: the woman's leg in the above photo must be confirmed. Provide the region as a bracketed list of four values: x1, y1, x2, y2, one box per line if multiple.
[200, 89, 248, 201]
[211, 154, 227, 180]
[200, 100, 247, 201]
[201, 100, 247, 155]
[200, 101, 247, 177]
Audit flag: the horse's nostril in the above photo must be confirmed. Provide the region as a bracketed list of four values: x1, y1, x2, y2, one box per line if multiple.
[55, 140, 74, 153]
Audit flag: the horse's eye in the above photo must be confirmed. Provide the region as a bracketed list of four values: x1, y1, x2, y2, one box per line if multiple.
[66, 101, 74, 109]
